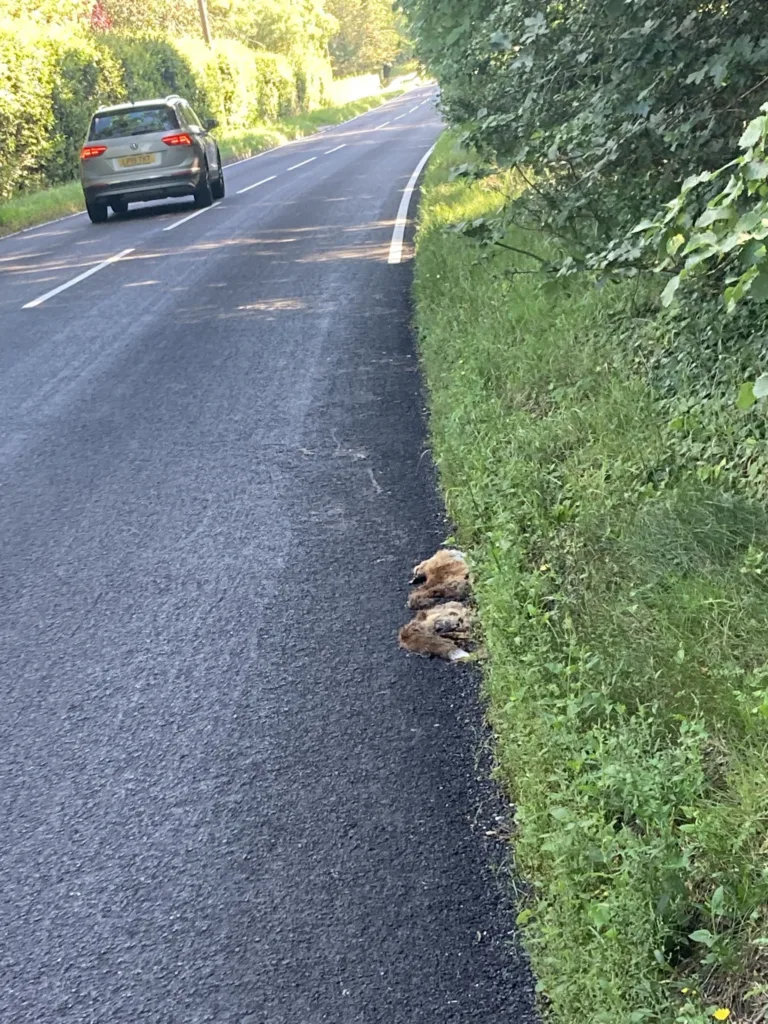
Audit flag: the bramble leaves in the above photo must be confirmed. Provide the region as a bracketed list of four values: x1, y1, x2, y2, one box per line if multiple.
[736, 383, 756, 410]
[661, 276, 681, 307]
[631, 105, 768, 312]
[396, 0, 768, 314]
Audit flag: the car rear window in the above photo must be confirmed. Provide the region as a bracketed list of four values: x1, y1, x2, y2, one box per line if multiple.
[89, 107, 179, 141]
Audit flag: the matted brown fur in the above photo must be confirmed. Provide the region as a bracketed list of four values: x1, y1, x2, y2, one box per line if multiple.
[408, 548, 470, 610]
[398, 602, 473, 662]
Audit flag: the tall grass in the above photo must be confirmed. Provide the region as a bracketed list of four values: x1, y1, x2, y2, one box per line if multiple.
[0, 181, 84, 237]
[414, 135, 768, 1024]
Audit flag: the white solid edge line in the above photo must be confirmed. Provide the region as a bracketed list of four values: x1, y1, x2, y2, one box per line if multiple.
[388, 143, 437, 266]
[324, 144, 346, 155]
[287, 157, 317, 171]
[236, 174, 277, 195]
[163, 201, 221, 232]
[22, 247, 135, 309]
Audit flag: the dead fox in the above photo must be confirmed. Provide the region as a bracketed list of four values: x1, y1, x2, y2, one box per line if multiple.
[398, 602, 473, 662]
[408, 548, 470, 610]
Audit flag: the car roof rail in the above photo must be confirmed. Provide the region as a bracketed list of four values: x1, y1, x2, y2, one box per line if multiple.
[165, 94, 182, 103]
[96, 99, 137, 110]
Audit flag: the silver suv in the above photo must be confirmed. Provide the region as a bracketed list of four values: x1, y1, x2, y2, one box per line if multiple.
[79, 95, 225, 223]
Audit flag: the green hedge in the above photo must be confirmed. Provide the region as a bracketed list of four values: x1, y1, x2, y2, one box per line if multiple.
[0, 21, 56, 199]
[0, 20, 332, 201]
[292, 52, 332, 111]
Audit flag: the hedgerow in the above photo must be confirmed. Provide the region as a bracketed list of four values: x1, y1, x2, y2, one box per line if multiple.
[0, 18, 332, 202]
[398, 0, 767, 249]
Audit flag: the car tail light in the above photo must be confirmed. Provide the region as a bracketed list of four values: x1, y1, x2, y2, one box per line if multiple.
[161, 133, 193, 147]
[81, 145, 107, 159]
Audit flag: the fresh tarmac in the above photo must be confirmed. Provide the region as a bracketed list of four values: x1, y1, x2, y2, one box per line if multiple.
[0, 87, 537, 1022]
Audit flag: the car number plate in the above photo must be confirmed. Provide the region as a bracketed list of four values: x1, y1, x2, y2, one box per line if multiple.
[119, 154, 156, 168]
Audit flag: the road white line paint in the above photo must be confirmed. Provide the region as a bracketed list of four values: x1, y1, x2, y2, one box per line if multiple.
[376, 121, 391, 130]
[393, 113, 407, 121]
[388, 143, 437, 266]
[237, 175, 277, 195]
[324, 144, 347, 155]
[409, 105, 419, 113]
[287, 157, 317, 171]
[163, 201, 221, 232]
[22, 247, 135, 309]
[0, 87, 431, 247]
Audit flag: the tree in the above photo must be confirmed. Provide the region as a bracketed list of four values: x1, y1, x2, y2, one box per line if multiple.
[0, 0, 91, 23]
[325, 0, 403, 75]
[97, 0, 199, 35]
[207, 0, 335, 57]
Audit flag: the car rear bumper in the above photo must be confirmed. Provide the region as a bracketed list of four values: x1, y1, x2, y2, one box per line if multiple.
[82, 168, 203, 204]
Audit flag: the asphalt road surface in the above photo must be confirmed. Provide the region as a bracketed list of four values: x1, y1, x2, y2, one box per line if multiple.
[0, 87, 537, 1023]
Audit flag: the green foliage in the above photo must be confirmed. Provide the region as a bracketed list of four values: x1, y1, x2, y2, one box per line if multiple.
[99, 0, 199, 36]
[105, 34, 203, 106]
[210, 0, 336, 60]
[292, 51, 332, 110]
[0, 20, 57, 198]
[0, 0, 90, 24]
[0, 179, 83, 236]
[397, 0, 768, 265]
[189, 38, 300, 124]
[0, 14, 333, 202]
[325, 0, 406, 75]
[636, 105, 768, 314]
[45, 32, 125, 184]
[415, 136, 768, 1024]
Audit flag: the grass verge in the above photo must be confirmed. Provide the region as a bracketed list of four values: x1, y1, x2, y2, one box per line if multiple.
[414, 135, 768, 1024]
[0, 88, 408, 238]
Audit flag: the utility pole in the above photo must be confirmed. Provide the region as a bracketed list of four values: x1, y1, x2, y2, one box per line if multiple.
[197, 0, 212, 47]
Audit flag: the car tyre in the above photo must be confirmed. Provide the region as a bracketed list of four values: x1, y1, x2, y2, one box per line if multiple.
[211, 153, 225, 200]
[110, 199, 128, 215]
[85, 198, 109, 224]
[193, 167, 214, 208]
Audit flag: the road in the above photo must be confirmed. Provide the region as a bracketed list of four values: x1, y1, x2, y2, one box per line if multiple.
[0, 87, 536, 1023]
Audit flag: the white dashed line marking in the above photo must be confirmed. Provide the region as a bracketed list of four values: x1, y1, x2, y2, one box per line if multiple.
[22, 247, 135, 308]
[163, 201, 221, 232]
[237, 175, 277, 195]
[324, 144, 346, 155]
[287, 158, 317, 171]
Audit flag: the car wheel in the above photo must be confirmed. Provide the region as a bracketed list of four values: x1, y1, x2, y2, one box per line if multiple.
[211, 154, 225, 200]
[85, 198, 109, 224]
[193, 167, 214, 209]
[110, 199, 128, 215]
